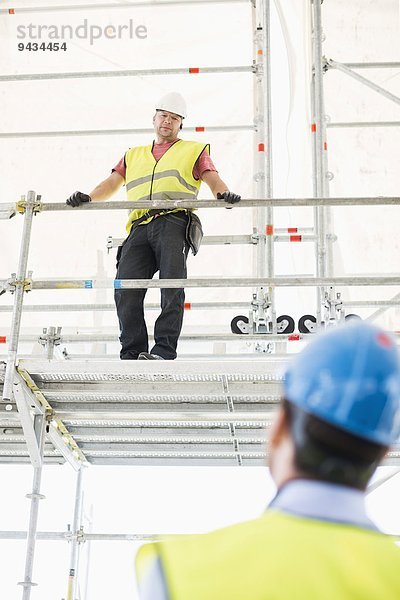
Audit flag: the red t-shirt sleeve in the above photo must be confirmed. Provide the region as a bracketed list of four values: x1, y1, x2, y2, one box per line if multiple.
[193, 147, 217, 181]
[112, 156, 126, 181]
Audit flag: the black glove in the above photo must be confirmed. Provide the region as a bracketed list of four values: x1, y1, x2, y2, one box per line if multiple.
[217, 191, 241, 205]
[66, 191, 91, 207]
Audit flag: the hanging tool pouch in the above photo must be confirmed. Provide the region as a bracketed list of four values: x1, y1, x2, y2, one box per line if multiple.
[185, 210, 203, 256]
[129, 208, 203, 256]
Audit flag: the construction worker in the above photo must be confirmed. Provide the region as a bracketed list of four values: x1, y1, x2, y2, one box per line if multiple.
[136, 321, 400, 599]
[66, 92, 240, 360]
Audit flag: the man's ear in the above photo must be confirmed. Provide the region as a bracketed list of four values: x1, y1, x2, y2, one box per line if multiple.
[269, 404, 289, 449]
[180, 122, 183, 130]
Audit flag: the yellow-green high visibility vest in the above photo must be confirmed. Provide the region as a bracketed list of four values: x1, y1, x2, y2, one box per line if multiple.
[136, 510, 400, 600]
[124, 139, 210, 233]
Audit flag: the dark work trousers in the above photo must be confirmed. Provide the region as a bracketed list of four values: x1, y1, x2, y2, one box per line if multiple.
[114, 212, 190, 360]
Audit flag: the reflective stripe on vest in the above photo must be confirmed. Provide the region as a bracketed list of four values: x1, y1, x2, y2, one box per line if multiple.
[124, 140, 209, 233]
[136, 510, 400, 600]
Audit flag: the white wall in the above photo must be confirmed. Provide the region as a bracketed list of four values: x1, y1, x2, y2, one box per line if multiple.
[0, 1, 399, 598]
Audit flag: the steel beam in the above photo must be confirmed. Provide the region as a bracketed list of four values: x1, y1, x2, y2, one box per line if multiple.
[66, 469, 85, 600]
[328, 121, 400, 129]
[0, 125, 253, 139]
[0, 65, 252, 83]
[2, 191, 37, 402]
[0, 0, 247, 15]
[18, 418, 45, 600]
[327, 59, 400, 107]
[4, 275, 397, 290]
[13, 383, 44, 468]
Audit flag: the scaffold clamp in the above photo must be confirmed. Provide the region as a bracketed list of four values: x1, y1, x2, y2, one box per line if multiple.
[76, 526, 86, 544]
[252, 61, 263, 75]
[16, 194, 42, 215]
[7, 271, 33, 294]
[322, 56, 330, 72]
[106, 235, 114, 253]
[38, 326, 62, 360]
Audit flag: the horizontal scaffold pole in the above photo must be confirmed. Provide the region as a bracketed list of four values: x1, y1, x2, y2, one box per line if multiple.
[342, 62, 400, 69]
[1, 299, 397, 313]
[0, 0, 247, 15]
[0, 125, 253, 140]
[328, 121, 400, 129]
[0, 65, 252, 83]
[5, 197, 400, 213]
[0, 332, 310, 343]
[0, 276, 397, 290]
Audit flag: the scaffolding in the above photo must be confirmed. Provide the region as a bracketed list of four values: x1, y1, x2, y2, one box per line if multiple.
[1, 1, 400, 598]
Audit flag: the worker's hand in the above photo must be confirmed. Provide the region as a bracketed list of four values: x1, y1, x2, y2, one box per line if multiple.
[217, 191, 241, 205]
[66, 191, 92, 207]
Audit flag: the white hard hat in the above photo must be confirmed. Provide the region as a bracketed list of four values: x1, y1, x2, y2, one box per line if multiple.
[155, 92, 187, 119]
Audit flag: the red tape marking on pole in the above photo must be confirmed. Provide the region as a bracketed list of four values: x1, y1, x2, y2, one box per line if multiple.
[0, 336, 6, 343]
[189, 68, 199, 74]
[266, 225, 274, 235]
[288, 334, 301, 341]
[258, 143, 265, 152]
[290, 235, 302, 242]
[184, 302, 192, 310]
[311, 123, 316, 132]
[287, 228, 297, 233]
[195, 127, 205, 132]
[8, 8, 15, 14]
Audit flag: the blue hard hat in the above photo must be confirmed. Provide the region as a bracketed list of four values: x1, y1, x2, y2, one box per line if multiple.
[283, 322, 400, 446]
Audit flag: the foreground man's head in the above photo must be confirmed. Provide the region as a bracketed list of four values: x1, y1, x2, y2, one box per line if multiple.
[269, 322, 400, 490]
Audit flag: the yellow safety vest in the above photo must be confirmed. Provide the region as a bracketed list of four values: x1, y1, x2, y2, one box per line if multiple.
[124, 139, 210, 233]
[136, 510, 400, 600]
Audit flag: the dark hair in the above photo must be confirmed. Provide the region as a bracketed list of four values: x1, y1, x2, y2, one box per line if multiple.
[282, 398, 387, 489]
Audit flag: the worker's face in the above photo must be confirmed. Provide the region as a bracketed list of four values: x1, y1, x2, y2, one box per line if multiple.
[153, 110, 182, 141]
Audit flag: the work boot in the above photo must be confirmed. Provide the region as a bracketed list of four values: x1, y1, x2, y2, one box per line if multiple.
[138, 352, 165, 360]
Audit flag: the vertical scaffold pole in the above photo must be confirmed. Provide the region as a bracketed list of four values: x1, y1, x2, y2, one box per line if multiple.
[2, 190, 36, 402]
[67, 468, 85, 600]
[253, 0, 275, 332]
[310, 1, 329, 323]
[264, 0, 276, 331]
[18, 415, 46, 600]
[66, 467, 83, 600]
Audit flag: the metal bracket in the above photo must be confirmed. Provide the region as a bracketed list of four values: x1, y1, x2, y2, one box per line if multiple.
[254, 341, 274, 354]
[323, 287, 344, 325]
[38, 326, 62, 360]
[46, 420, 88, 471]
[251, 288, 271, 333]
[106, 235, 113, 253]
[0, 278, 12, 297]
[76, 526, 86, 544]
[252, 60, 263, 76]
[0, 204, 16, 220]
[253, 171, 266, 183]
[16, 366, 88, 469]
[13, 381, 45, 468]
[16, 194, 42, 215]
[327, 233, 337, 242]
[6, 270, 33, 295]
[322, 55, 330, 72]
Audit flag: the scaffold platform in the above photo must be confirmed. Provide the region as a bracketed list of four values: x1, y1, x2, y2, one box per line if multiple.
[0, 358, 282, 467]
[1, 359, 399, 468]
